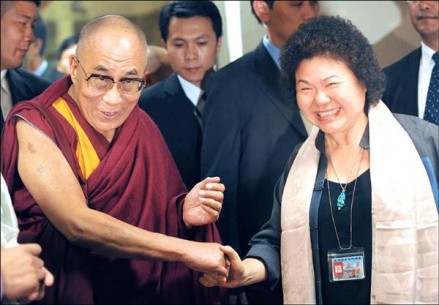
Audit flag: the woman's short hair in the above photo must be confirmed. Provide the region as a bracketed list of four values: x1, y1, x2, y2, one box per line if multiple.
[280, 15, 385, 113]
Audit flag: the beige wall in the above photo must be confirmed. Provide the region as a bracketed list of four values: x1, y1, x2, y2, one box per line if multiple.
[216, 0, 421, 69]
[40, 1, 421, 69]
[40, 1, 168, 60]
[321, 1, 419, 68]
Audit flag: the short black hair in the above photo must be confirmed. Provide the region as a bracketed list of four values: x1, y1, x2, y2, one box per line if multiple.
[280, 15, 385, 113]
[57, 34, 79, 60]
[159, 1, 222, 42]
[1, 1, 41, 18]
[250, 0, 274, 25]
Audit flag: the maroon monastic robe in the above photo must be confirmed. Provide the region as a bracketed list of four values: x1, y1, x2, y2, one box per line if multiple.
[1, 76, 226, 304]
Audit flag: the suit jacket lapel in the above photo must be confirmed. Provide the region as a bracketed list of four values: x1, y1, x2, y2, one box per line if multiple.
[251, 42, 307, 138]
[164, 74, 202, 126]
[164, 73, 181, 97]
[7, 69, 31, 105]
[407, 48, 421, 114]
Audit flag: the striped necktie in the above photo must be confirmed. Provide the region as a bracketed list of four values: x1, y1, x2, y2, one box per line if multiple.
[424, 52, 439, 125]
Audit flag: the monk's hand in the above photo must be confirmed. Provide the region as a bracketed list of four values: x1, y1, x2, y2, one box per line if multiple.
[182, 241, 229, 277]
[199, 245, 244, 288]
[183, 177, 225, 228]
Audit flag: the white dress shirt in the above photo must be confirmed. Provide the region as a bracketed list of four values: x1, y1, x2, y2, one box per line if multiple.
[177, 75, 203, 107]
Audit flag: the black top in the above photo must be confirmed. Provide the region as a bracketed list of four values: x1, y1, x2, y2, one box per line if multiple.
[318, 170, 372, 304]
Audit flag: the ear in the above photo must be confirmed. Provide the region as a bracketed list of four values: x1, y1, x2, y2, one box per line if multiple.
[216, 36, 223, 54]
[69, 56, 78, 83]
[143, 71, 153, 88]
[253, 1, 271, 23]
[29, 38, 43, 54]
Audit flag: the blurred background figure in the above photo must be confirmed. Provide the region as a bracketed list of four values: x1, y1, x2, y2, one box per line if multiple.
[54, 34, 79, 78]
[23, 14, 60, 82]
[144, 45, 173, 88]
[382, 0, 438, 125]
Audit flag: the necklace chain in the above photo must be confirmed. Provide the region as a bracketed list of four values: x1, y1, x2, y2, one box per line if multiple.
[328, 147, 364, 210]
[328, 147, 363, 192]
[327, 176, 357, 250]
[326, 148, 364, 250]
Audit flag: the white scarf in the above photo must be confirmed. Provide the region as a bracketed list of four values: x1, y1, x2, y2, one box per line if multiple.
[280, 101, 438, 304]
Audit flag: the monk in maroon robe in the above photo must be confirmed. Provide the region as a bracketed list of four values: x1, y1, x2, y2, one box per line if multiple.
[1, 15, 228, 304]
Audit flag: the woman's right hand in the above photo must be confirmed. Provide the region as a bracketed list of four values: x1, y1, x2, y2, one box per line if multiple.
[199, 245, 245, 288]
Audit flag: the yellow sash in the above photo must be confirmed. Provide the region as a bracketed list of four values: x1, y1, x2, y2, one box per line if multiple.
[53, 98, 100, 179]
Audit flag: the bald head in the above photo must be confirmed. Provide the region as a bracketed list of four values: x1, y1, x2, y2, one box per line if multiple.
[76, 15, 147, 59]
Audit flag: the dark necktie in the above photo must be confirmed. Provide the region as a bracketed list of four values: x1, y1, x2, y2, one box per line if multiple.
[424, 52, 439, 125]
[197, 91, 206, 115]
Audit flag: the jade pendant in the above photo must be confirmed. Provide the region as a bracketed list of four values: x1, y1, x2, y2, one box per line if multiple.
[336, 191, 346, 210]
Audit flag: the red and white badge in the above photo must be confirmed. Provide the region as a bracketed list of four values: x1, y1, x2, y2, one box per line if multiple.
[327, 247, 365, 282]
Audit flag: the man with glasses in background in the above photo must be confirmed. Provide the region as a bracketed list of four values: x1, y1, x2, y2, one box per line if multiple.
[1, 14, 227, 304]
[382, 0, 439, 125]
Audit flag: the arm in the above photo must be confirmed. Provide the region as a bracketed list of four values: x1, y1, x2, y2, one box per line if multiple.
[200, 150, 297, 290]
[16, 119, 227, 276]
[1, 244, 54, 302]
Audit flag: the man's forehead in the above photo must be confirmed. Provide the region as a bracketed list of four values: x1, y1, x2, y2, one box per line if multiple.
[5, 1, 37, 18]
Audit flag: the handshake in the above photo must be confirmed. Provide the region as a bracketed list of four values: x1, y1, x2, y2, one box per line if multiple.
[180, 242, 266, 290]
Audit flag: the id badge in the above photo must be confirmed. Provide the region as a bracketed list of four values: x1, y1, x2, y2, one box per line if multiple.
[327, 247, 365, 282]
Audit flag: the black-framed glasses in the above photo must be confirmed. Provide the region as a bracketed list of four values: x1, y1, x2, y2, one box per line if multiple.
[74, 56, 145, 95]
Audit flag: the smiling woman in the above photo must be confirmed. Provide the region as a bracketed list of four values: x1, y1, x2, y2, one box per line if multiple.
[200, 15, 438, 305]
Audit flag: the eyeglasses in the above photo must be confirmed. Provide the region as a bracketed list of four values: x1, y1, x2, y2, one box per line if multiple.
[74, 56, 145, 95]
[406, 1, 420, 5]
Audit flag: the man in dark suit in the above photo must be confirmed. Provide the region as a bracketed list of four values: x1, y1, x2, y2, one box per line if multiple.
[382, 0, 438, 123]
[201, 1, 320, 304]
[139, 1, 222, 190]
[1, 1, 51, 130]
